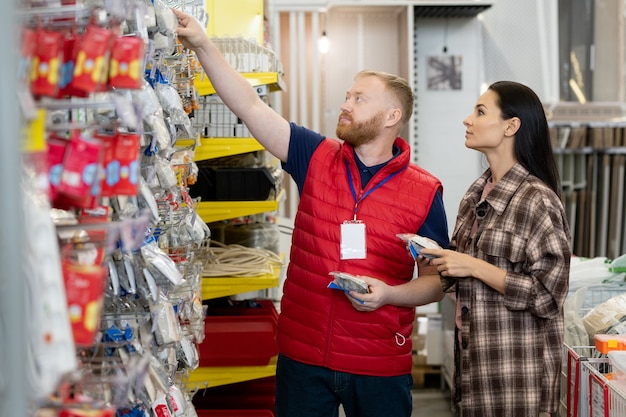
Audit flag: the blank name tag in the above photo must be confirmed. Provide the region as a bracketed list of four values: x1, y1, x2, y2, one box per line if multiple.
[340, 221, 366, 259]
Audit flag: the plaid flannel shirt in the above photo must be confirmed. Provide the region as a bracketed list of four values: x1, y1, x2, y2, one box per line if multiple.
[442, 163, 571, 417]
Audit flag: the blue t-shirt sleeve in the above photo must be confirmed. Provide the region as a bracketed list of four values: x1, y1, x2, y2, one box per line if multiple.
[281, 122, 325, 195]
[417, 190, 450, 249]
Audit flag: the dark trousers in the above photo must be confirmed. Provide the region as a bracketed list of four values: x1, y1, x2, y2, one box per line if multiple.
[275, 354, 413, 417]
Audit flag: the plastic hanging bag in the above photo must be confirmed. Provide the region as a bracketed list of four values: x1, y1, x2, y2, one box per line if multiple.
[141, 242, 183, 286]
[149, 293, 182, 346]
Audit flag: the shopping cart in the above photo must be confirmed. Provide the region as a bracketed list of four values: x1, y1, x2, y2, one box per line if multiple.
[562, 344, 604, 417]
[561, 284, 626, 417]
[581, 360, 626, 417]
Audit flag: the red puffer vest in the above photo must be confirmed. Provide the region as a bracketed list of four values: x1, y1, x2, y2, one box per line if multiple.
[276, 137, 442, 376]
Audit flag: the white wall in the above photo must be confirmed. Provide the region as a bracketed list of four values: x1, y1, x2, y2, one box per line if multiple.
[413, 0, 559, 234]
[413, 17, 485, 235]
[321, 6, 407, 138]
[269, 0, 560, 238]
[479, 0, 559, 102]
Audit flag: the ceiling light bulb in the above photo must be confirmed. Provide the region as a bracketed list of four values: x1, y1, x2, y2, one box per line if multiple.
[318, 31, 329, 54]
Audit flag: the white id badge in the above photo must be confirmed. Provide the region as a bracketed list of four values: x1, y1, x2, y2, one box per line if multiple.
[340, 221, 366, 259]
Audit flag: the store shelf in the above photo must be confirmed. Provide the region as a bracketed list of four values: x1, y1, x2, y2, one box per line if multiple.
[174, 138, 264, 162]
[195, 72, 285, 96]
[186, 359, 277, 390]
[192, 138, 265, 162]
[202, 273, 280, 300]
[195, 189, 284, 223]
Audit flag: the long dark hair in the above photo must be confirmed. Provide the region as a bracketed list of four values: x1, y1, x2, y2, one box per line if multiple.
[489, 81, 561, 195]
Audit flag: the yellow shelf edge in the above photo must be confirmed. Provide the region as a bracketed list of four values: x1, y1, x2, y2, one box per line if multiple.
[195, 72, 283, 96]
[186, 361, 277, 390]
[201, 254, 283, 299]
[201, 275, 279, 300]
[195, 189, 284, 223]
[193, 137, 265, 161]
[175, 138, 197, 148]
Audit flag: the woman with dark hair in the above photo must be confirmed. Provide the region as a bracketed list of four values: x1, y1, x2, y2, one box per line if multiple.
[420, 81, 571, 417]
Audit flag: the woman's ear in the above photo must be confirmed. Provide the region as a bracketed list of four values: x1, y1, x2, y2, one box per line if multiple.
[505, 117, 521, 137]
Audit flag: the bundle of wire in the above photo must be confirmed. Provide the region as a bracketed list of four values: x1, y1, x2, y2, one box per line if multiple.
[202, 241, 282, 277]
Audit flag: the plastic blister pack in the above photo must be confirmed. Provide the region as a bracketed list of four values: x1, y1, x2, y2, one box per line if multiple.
[327, 271, 369, 294]
[150, 294, 182, 346]
[397, 233, 441, 260]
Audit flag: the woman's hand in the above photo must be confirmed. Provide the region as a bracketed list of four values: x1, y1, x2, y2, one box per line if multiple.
[420, 248, 476, 277]
[420, 248, 507, 294]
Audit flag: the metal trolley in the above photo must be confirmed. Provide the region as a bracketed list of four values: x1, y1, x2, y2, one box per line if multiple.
[559, 346, 626, 417]
[561, 344, 600, 417]
[561, 284, 626, 417]
[582, 360, 626, 417]
[561, 347, 626, 417]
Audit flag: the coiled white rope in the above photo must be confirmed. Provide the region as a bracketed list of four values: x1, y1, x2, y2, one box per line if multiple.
[202, 242, 282, 277]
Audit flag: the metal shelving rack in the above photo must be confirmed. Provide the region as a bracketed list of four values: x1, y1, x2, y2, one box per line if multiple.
[185, 68, 285, 390]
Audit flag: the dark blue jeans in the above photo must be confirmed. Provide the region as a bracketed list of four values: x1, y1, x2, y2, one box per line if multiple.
[275, 354, 413, 417]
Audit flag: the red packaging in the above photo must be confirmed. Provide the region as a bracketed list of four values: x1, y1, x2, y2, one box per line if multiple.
[113, 132, 140, 195]
[153, 404, 172, 417]
[57, 33, 89, 98]
[71, 25, 112, 93]
[57, 131, 102, 208]
[77, 206, 111, 266]
[30, 29, 63, 97]
[99, 132, 140, 196]
[46, 135, 69, 201]
[109, 36, 145, 89]
[60, 408, 114, 417]
[96, 133, 116, 197]
[62, 262, 107, 346]
[19, 28, 36, 83]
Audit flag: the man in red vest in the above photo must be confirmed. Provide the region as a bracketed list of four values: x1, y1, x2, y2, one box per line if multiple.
[174, 9, 449, 417]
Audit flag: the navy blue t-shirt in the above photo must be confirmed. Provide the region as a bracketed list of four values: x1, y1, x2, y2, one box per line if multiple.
[282, 123, 449, 248]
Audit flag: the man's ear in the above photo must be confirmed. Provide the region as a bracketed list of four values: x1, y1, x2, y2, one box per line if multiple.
[386, 108, 402, 127]
[505, 117, 521, 137]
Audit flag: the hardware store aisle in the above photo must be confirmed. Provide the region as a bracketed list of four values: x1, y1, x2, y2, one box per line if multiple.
[339, 389, 455, 417]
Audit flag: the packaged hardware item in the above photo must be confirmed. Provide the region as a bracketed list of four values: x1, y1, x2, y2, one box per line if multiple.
[328, 271, 369, 294]
[397, 233, 441, 259]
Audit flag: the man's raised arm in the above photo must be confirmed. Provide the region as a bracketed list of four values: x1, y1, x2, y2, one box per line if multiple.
[172, 8, 291, 162]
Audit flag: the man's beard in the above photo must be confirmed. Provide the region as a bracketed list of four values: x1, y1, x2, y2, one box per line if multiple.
[336, 111, 385, 147]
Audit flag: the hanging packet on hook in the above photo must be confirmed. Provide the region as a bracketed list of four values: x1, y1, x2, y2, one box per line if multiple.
[100, 131, 141, 197]
[46, 135, 68, 202]
[19, 28, 36, 85]
[30, 29, 63, 98]
[71, 24, 112, 94]
[109, 35, 146, 90]
[57, 32, 89, 99]
[55, 130, 102, 209]
[56, 130, 102, 209]
[62, 261, 107, 346]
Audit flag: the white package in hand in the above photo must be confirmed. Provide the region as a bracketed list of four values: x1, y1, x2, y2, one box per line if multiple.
[328, 271, 369, 294]
[397, 233, 441, 259]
